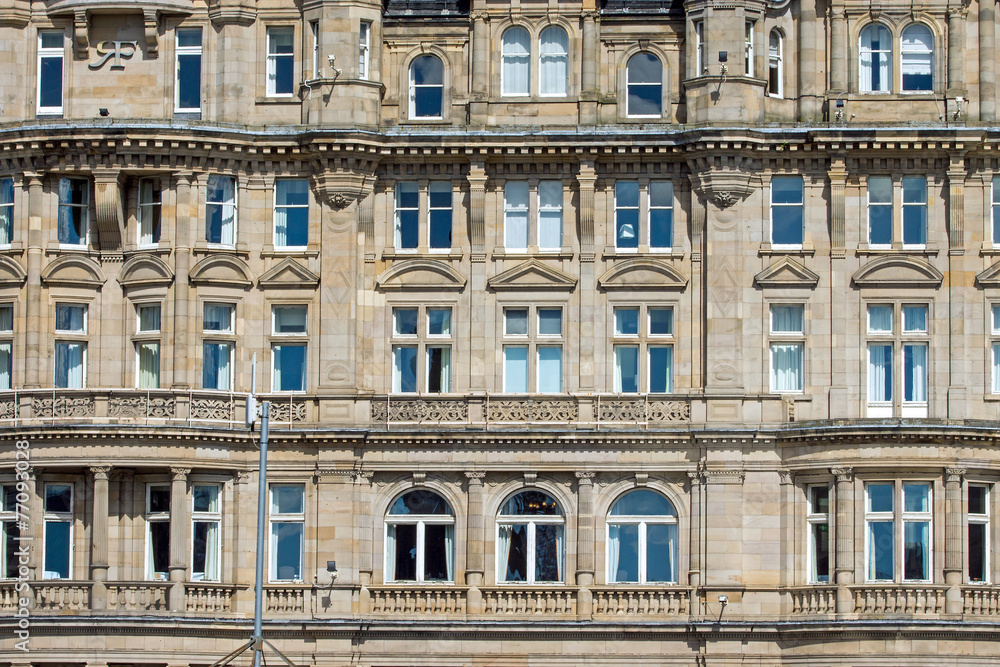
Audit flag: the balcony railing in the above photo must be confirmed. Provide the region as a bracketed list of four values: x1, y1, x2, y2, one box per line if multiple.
[786, 585, 837, 615]
[368, 585, 468, 615]
[850, 585, 949, 615]
[591, 586, 690, 616]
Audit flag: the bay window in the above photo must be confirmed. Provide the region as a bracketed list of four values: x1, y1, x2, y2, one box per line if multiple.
[865, 481, 932, 582]
[138, 178, 162, 247]
[58, 178, 90, 247]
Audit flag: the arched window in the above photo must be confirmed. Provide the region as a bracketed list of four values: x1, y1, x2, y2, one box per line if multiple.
[497, 490, 564, 583]
[386, 489, 455, 582]
[626, 53, 662, 118]
[409, 55, 444, 119]
[859, 24, 892, 92]
[901, 25, 933, 92]
[768, 30, 783, 98]
[607, 490, 677, 584]
[539, 26, 568, 96]
[502, 27, 530, 96]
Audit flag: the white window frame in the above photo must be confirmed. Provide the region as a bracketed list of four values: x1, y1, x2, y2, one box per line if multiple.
[359, 21, 371, 80]
[864, 481, 933, 583]
[1, 484, 21, 579]
[901, 176, 927, 249]
[205, 175, 237, 246]
[968, 483, 990, 584]
[768, 29, 783, 98]
[409, 55, 444, 120]
[144, 483, 171, 580]
[271, 305, 308, 393]
[625, 52, 663, 118]
[202, 302, 235, 392]
[900, 24, 933, 93]
[310, 21, 319, 80]
[745, 22, 754, 77]
[695, 21, 704, 76]
[611, 305, 675, 394]
[57, 177, 90, 248]
[384, 491, 456, 584]
[866, 303, 929, 418]
[867, 175, 893, 248]
[138, 178, 162, 247]
[427, 181, 453, 252]
[538, 25, 569, 97]
[605, 490, 678, 585]
[496, 492, 565, 584]
[390, 305, 453, 394]
[269, 484, 305, 582]
[501, 26, 531, 97]
[273, 178, 309, 249]
[504, 181, 530, 251]
[0, 303, 11, 391]
[537, 180, 563, 251]
[806, 484, 830, 583]
[43, 483, 73, 580]
[175, 27, 203, 113]
[37, 30, 64, 116]
[0, 177, 13, 247]
[769, 303, 805, 394]
[769, 175, 803, 248]
[991, 304, 1000, 394]
[859, 23, 892, 93]
[502, 306, 563, 393]
[191, 483, 222, 582]
[265, 26, 295, 97]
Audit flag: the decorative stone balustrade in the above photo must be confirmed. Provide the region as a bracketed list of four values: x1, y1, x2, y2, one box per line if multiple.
[963, 586, 1000, 616]
[368, 586, 468, 615]
[265, 584, 310, 614]
[107, 582, 170, 611]
[591, 587, 690, 616]
[185, 583, 240, 614]
[33, 581, 92, 611]
[0, 581, 18, 611]
[851, 585, 948, 615]
[786, 586, 837, 615]
[480, 587, 576, 616]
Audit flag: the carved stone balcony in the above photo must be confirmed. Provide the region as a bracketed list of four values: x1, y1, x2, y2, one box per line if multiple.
[850, 584, 949, 615]
[591, 586, 690, 616]
[786, 585, 838, 615]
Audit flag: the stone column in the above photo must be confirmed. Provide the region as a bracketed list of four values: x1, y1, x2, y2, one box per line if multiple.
[579, 12, 599, 124]
[947, 154, 968, 419]
[168, 467, 190, 612]
[827, 155, 848, 416]
[171, 173, 195, 389]
[829, 7, 847, 93]
[467, 163, 488, 391]
[980, 1, 996, 121]
[23, 174, 42, 388]
[575, 472, 595, 619]
[944, 468, 965, 614]
[687, 470, 703, 617]
[947, 9, 966, 94]
[831, 467, 853, 613]
[354, 472, 374, 613]
[797, 0, 821, 121]
[89, 466, 112, 610]
[464, 472, 485, 613]
[577, 162, 597, 391]
[469, 13, 489, 124]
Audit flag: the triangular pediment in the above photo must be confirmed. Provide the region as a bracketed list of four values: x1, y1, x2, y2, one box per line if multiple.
[188, 255, 254, 289]
[258, 258, 320, 289]
[977, 261, 1000, 288]
[118, 254, 174, 290]
[376, 259, 466, 291]
[852, 256, 943, 288]
[754, 257, 820, 289]
[488, 259, 578, 291]
[40, 255, 106, 289]
[598, 258, 688, 290]
[0, 255, 26, 288]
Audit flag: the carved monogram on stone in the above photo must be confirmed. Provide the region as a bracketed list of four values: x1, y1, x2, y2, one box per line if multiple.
[89, 41, 138, 70]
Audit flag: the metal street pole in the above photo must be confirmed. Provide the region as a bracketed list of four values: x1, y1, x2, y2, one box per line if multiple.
[252, 401, 269, 667]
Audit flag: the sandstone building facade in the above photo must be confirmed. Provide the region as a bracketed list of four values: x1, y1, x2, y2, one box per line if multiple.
[1, 0, 1000, 665]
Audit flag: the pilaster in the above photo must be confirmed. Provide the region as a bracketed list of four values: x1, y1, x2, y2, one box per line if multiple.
[88, 466, 112, 610]
[168, 467, 190, 612]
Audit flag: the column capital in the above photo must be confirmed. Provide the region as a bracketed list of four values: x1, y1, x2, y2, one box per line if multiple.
[830, 467, 853, 482]
[89, 466, 113, 481]
[464, 471, 486, 484]
[945, 468, 966, 483]
[170, 467, 191, 481]
[575, 471, 596, 484]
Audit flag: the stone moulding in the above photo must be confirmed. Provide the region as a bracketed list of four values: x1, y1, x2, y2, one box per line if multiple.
[108, 394, 176, 419]
[598, 258, 688, 291]
[0, 255, 26, 288]
[32, 395, 95, 419]
[486, 399, 579, 422]
[118, 254, 174, 290]
[187, 255, 254, 289]
[371, 399, 469, 423]
[189, 396, 235, 421]
[487, 259, 578, 291]
[851, 255, 944, 288]
[40, 255, 106, 289]
[375, 258, 467, 291]
[754, 256, 820, 289]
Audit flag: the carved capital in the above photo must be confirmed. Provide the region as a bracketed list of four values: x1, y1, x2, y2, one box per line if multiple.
[235, 470, 252, 484]
[170, 467, 191, 481]
[354, 471, 374, 485]
[310, 169, 376, 211]
[575, 471, 596, 485]
[89, 466, 112, 481]
[830, 467, 853, 483]
[945, 468, 966, 483]
[464, 471, 486, 484]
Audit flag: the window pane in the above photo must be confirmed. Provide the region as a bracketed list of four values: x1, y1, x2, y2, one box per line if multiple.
[428, 182, 452, 249]
[149, 521, 170, 578]
[138, 304, 161, 332]
[54, 342, 85, 389]
[649, 181, 673, 248]
[192, 520, 219, 580]
[771, 343, 803, 392]
[868, 483, 894, 513]
[648, 346, 673, 393]
[811, 522, 830, 582]
[193, 485, 220, 513]
[615, 308, 639, 336]
[46, 484, 73, 513]
[4, 521, 20, 578]
[868, 176, 892, 203]
[55, 304, 85, 332]
[504, 346, 528, 393]
[539, 26, 568, 96]
[537, 347, 562, 393]
[969, 485, 988, 515]
[393, 308, 418, 335]
[44, 521, 71, 579]
[534, 523, 563, 582]
[614, 345, 639, 393]
[868, 520, 894, 580]
[501, 27, 530, 96]
[0, 178, 14, 245]
[810, 486, 830, 514]
[204, 304, 233, 332]
[902, 305, 927, 332]
[615, 182, 639, 248]
[969, 522, 987, 582]
[646, 523, 677, 583]
[147, 485, 170, 513]
[423, 523, 452, 581]
[271, 485, 304, 514]
[868, 306, 892, 333]
[501, 491, 562, 516]
[903, 483, 930, 512]
[177, 53, 202, 109]
[505, 309, 528, 336]
[39, 53, 63, 110]
[772, 176, 803, 204]
[391, 523, 417, 581]
[538, 308, 562, 336]
[427, 308, 451, 336]
[771, 305, 803, 333]
[504, 182, 529, 249]
[392, 345, 418, 393]
[177, 28, 202, 48]
[395, 182, 418, 249]
[903, 521, 929, 580]
[273, 344, 306, 392]
[136, 342, 160, 389]
[903, 344, 927, 403]
[272, 522, 302, 580]
[608, 523, 639, 582]
[426, 346, 450, 393]
[274, 306, 307, 334]
[501, 523, 527, 581]
[611, 489, 676, 516]
[649, 308, 673, 335]
[389, 490, 453, 515]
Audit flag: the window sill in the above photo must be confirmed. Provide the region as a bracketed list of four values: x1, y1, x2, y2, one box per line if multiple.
[255, 96, 299, 105]
[382, 249, 463, 261]
[124, 244, 172, 258]
[193, 243, 250, 258]
[984, 394, 1000, 402]
[492, 247, 574, 260]
[45, 245, 95, 256]
[980, 244, 1000, 256]
[759, 244, 815, 257]
[0, 242, 24, 255]
[403, 117, 450, 125]
[855, 245, 939, 257]
[601, 248, 684, 260]
[261, 244, 320, 258]
[173, 111, 202, 120]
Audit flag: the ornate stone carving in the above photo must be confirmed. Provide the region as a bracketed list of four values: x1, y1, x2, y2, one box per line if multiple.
[598, 399, 691, 423]
[270, 400, 306, 423]
[0, 398, 16, 420]
[310, 168, 376, 211]
[371, 399, 469, 423]
[32, 396, 95, 419]
[702, 469, 745, 485]
[464, 471, 486, 482]
[711, 192, 739, 209]
[171, 467, 191, 480]
[353, 471, 374, 485]
[190, 397, 234, 421]
[830, 467, 853, 482]
[945, 468, 966, 483]
[235, 471, 252, 484]
[109, 395, 176, 419]
[89, 466, 112, 480]
[523, 473, 538, 485]
[486, 399, 578, 422]
[575, 472, 596, 484]
[686, 154, 757, 211]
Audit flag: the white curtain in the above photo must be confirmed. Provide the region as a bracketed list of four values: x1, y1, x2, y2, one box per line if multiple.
[869, 344, 892, 402]
[859, 25, 891, 92]
[993, 344, 1000, 393]
[904, 344, 927, 402]
[207, 176, 235, 245]
[555, 525, 565, 582]
[137, 342, 160, 389]
[771, 305, 803, 333]
[868, 305, 892, 333]
[56, 342, 85, 388]
[665, 524, 677, 583]
[0, 342, 9, 390]
[434, 347, 451, 393]
[502, 28, 530, 95]
[504, 182, 529, 249]
[444, 524, 455, 581]
[608, 524, 621, 583]
[204, 304, 232, 332]
[274, 199, 288, 247]
[497, 524, 511, 581]
[771, 343, 803, 392]
[538, 181, 562, 249]
[275, 306, 307, 333]
[539, 27, 568, 96]
[202, 520, 219, 580]
[614, 346, 639, 393]
[903, 305, 927, 332]
[386, 525, 396, 580]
